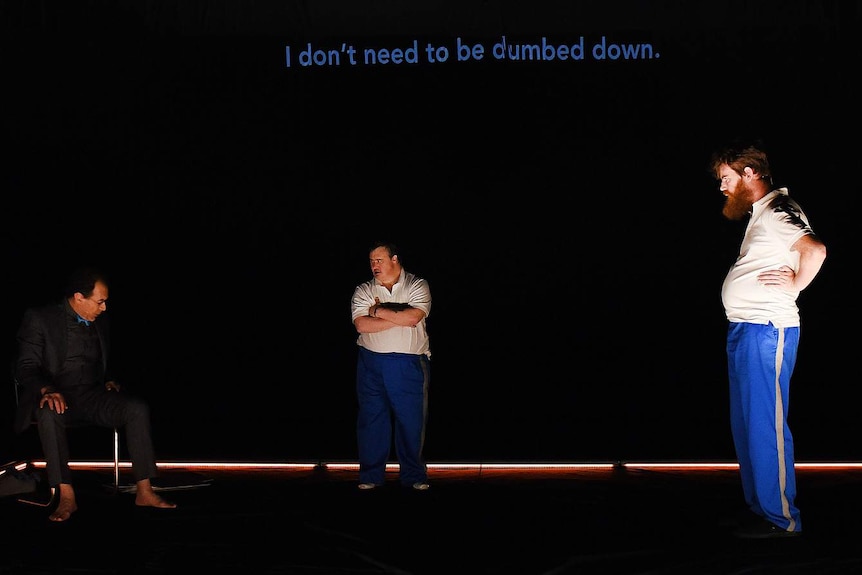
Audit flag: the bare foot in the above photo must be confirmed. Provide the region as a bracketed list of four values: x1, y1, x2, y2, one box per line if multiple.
[134, 478, 177, 509]
[49, 484, 77, 522]
[135, 492, 176, 508]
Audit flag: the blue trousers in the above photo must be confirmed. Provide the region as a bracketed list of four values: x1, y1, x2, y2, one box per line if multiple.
[356, 347, 429, 486]
[727, 321, 801, 532]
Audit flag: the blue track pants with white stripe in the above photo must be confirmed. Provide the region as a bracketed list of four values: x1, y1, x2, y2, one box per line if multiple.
[727, 321, 801, 532]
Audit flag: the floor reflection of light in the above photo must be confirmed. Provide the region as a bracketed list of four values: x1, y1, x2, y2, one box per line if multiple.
[15, 460, 862, 473]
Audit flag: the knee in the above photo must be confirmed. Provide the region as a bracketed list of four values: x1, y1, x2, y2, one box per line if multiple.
[125, 397, 151, 421]
[35, 406, 62, 426]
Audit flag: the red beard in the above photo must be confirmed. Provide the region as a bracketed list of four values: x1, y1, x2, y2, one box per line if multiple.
[722, 181, 755, 221]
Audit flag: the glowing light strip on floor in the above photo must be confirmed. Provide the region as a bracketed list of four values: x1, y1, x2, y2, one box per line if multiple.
[12, 460, 862, 473]
[19, 461, 617, 471]
[620, 462, 862, 470]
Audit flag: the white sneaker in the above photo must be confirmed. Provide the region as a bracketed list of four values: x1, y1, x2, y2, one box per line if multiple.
[412, 482, 430, 491]
[358, 483, 380, 490]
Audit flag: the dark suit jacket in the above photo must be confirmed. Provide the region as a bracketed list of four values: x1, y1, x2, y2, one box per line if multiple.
[13, 301, 112, 434]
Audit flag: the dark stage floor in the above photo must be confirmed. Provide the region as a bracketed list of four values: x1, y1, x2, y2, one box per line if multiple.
[3, 462, 862, 574]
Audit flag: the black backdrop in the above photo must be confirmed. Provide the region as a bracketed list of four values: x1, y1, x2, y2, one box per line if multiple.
[3, 1, 860, 463]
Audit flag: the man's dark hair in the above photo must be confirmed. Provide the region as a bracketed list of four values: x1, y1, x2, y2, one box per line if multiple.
[369, 241, 400, 262]
[708, 137, 773, 183]
[63, 266, 109, 299]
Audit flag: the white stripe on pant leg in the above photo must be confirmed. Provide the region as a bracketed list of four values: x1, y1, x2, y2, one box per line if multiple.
[773, 327, 795, 531]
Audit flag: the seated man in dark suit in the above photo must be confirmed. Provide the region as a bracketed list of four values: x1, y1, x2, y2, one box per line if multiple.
[14, 266, 176, 521]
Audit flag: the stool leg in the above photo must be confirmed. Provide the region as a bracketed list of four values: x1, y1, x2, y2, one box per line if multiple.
[112, 428, 120, 494]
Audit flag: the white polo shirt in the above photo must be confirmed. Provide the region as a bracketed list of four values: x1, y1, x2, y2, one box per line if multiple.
[351, 269, 432, 358]
[721, 188, 815, 328]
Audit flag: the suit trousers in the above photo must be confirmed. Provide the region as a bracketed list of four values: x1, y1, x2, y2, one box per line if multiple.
[35, 384, 159, 486]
